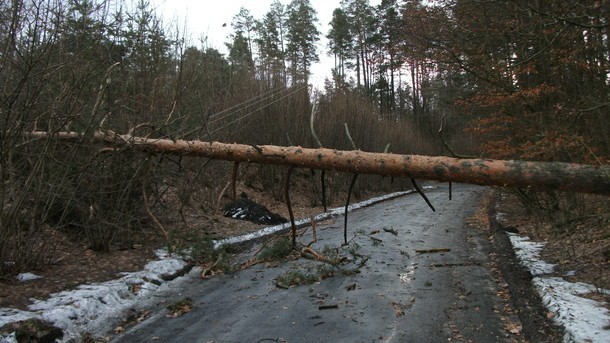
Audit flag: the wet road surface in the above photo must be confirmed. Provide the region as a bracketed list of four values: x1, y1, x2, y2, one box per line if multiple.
[114, 184, 516, 342]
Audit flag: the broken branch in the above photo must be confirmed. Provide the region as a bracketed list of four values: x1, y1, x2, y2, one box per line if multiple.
[344, 174, 358, 245]
[309, 100, 327, 212]
[285, 167, 297, 247]
[383, 228, 398, 236]
[410, 178, 435, 212]
[416, 248, 451, 254]
[318, 304, 339, 310]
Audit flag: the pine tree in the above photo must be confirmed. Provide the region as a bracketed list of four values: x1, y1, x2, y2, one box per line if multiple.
[256, 1, 287, 86]
[327, 8, 351, 83]
[340, 0, 375, 90]
[232, 7, 255, 55]
[285, 0, 320, 85]
[376, 0, 401, 112]
[226, 32, 254, 74]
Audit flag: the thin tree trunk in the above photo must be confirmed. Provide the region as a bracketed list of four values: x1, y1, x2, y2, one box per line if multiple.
[356, 53, 361, 87]
[390, 52, 395, 111]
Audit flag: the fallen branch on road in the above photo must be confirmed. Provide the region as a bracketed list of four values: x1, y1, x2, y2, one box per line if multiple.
[416, 248, 451, 254]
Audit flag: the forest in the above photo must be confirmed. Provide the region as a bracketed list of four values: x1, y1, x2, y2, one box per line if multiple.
[0, 0, 608, 278]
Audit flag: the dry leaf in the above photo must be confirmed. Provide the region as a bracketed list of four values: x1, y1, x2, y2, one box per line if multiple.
[505, 322, 522, 335]
[391, 302, 405, 316]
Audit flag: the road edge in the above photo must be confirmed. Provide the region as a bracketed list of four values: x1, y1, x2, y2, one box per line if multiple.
[487, 191, 565, 342]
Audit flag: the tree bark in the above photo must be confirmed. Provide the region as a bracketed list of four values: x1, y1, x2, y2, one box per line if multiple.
[25, 131, 610, 195]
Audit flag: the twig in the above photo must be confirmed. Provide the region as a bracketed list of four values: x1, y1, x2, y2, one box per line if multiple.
[201, 258, 220, 278]
[202, 253, 230, 279]
[343, 123, 359, 245]
[410, 178, 435, 212]
[302, 216, 318, 247]
[344, 174, 359, 245]
[383, 143, 391, 153]
[142, 173, 168, 240]
[321, 170, 327, 212]
[311, 217, 317, 244]
[309, 99, 322, 148]
[96, 147, 121, 154]
[239, 258, 263, 270]
[438, 114, 475, 170]
[196, 100, 212, 140]
[416, 248, 451, 254]
[343, 228, 365, 246]
[318, 304, 339, 310]
[301, 246, 339, 265]
[439, 116, 454, 200]
[449, 182, 452, 200]
[164, 100, 177, 126]
[215, 181, 231, 211]
[274, 281, 289, 289]
[383, 228, 398, 236]
[232, 162, 239, 200]
[343, 123, 358, 150]
[91, 62, 120, 127]
[285, 167, 297, 247]
[309, 99, 327, 212]
[127, 122, 155, 137]
[301, 246, 324, 261]
[345, 283, 357, 291]
[443, 142, 475, 159]
[357, 256, 370, 268]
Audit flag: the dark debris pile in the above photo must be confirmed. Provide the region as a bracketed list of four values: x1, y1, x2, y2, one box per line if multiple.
[223, 195, 288, 225]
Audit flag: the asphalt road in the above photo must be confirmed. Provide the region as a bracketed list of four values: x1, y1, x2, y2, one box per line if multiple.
[114, 184, 518, 342]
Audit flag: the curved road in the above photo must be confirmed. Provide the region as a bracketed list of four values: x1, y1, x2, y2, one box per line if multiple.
[115, 184, 520, 342]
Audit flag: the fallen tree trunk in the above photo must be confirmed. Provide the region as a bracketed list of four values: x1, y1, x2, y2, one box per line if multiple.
[25, 131, 610, 195]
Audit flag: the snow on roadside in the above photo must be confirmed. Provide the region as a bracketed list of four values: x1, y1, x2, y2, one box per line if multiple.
[508, 234, 554, 276]
[508, 233, 610, 343]
[0, 250, 195, 342]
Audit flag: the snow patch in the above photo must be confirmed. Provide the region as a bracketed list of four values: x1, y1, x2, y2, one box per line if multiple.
[508, 234, 554, 275]
[495, 212, 506, 221]
[0, 250, 195, 342]
[508, 233, 610, 343]
[0, 332, 17, 343]
[16, 273, 43, 282]
[0, 308, 37, 326]
[535, 277, 610, 343]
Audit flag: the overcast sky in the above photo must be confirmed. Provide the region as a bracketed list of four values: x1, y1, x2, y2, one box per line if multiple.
[150, 0, 381, 89]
